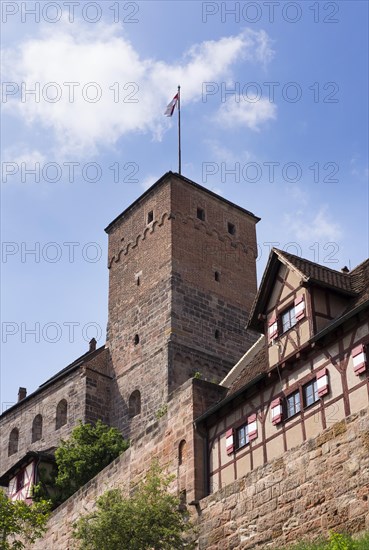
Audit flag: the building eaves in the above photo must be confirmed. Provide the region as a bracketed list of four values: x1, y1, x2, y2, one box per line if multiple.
[0, 451, 56, 485]
[0, 345, 106, 420]
[104, 171, 260, 234]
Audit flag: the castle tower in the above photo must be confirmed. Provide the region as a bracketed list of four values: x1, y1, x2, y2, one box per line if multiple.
[105, 172, 259, 437]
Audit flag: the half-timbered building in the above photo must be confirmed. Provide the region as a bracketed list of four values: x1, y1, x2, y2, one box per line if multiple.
[195, 248, 369, 494]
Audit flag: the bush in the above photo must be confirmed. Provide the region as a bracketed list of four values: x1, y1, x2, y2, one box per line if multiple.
[73, 461, 193, 550]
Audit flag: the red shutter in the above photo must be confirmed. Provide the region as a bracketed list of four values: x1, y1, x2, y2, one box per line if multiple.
[316, 368, 329, 397]
[294, 295, 305, 321]
[247, 413, 257, 441]
[268, 315, 278, 341]
[352, 344, 367, 375]
[226, 428, 235, 455]
[271, 397, 283, 425]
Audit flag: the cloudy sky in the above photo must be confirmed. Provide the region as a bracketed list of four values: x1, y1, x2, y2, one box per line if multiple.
[1, 1, 368, 408]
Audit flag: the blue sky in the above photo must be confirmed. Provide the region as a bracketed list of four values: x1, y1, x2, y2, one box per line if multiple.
[1, 1, 368, 408]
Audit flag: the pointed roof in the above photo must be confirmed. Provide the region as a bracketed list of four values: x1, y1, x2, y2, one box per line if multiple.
[248, 248, 367, 332]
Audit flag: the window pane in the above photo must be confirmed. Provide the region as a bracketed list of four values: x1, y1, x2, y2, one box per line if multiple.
[313, 380, 319, 402]
[304, 380, 319, 407]
[287, 391, 300, 417]
[237, 425, 249, 448]
[281, 311, 290, 332]
[281, 306, 297, 333]
[295, 392, 301, 413]
[305, 384, 314, 406]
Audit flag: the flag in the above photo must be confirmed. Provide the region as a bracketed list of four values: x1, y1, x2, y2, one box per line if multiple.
[164, 93, 179, 116]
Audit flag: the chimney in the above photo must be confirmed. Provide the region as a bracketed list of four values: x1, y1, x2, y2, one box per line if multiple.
[18, 387, 27, 402]
[89, 338, 97, 352]
[341, 266, 350, 273]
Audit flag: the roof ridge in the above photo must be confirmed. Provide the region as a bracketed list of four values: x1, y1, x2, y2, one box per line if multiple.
[273, 248, 351, 279]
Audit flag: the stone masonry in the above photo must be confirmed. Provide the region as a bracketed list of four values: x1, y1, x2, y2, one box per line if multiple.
[28, 386, 369, 550]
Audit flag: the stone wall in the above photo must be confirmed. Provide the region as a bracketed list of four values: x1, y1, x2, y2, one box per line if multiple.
[0, 347, 111, 477]
[29, 378, 223, 549]
[28, 397, 369, 549]
[196, 408, 369, 549]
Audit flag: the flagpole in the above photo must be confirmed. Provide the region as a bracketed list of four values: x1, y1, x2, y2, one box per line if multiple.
[177, 85, 181, 175]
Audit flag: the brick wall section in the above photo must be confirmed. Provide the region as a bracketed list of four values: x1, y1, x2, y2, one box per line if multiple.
[0, 369, 85, 476]
[28, 379, 224, 550]
[106, 174, 259, 438]
[0, 348, 112, 476]
[196, 408, 369, 549]
[27, 398, 369, 549]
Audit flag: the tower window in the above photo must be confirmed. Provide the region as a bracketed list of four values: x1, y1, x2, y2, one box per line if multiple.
[8, 428, 19, 456]
[56, 399, 68, 430]
[129, 390, 141, 417]
[136, 276, 140, 286]
[214, 271, 220, 282]
[32, 414, 43, 443]
[215, 329, 220, 340]
[197, 208, 205, 221]
[147, 211, 154, 224]
[133, 334, 140, 345]
[228, 222, 236, 235]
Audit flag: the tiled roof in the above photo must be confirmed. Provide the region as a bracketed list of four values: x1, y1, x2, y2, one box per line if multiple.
[274, 249, 353, 293]
[226, 346, 268, 397]
[347, 258, 369, 308]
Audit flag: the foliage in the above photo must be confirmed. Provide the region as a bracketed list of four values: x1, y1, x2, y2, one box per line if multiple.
[72, 461, 194, 550]
[156, 404, 168, 419]
[273, 531, 369, 550]
[192, 371, 202, 380]
[0, 490, 51, 550]
[35, 420, 128, 506]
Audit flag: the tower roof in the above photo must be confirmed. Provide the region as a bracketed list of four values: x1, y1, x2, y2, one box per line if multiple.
[104, 171, 260, 234]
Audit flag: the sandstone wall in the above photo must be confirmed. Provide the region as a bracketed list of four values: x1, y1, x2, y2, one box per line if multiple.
[197, 408, 369, 549]
[28, 399, 369, 549]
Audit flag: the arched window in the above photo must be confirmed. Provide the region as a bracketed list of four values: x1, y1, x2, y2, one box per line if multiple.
[8, 428, 19, 456]
[128, 390, 141, 417]
[32, 414, 43, 442]
[55, 399, 68, 430]
[178, 439, 187, 466]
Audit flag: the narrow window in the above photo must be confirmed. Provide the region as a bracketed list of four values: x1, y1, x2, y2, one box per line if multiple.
[55, 399, 68, 430]
[236, 424, 249, 449]
[227, 222, 235, 235]
[32, 414, 43, 443]
[133, 334, 140, 345]
[16, 470, 25, 493]
[215, 329, 220, 340]
[129, 390, 141, 417]
[136, 276, 140, 286]
[178, 440, 187, 466]
[286, 391, 301, 418]
[197, 208, 205, 221]
[303, 379, 319, 407]
[8, 428, 19, 456]
[214, 271, 220, 282]
[147, 210, 154, 224]
[281, 305, 297, 333]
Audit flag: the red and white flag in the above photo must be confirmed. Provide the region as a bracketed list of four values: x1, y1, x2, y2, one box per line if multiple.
[164, 93, 179, 116]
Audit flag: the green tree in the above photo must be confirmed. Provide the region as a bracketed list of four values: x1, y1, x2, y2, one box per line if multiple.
[73, 461, 193, 550]
[35, 420, 129, 506]
[0, 490, 50, 550]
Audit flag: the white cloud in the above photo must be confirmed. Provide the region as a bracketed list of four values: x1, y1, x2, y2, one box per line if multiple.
[284, 206, 342, 242]
[2, 23, 274, 158]
[3, 148, 46, 167]
[215, 98, 277, 131]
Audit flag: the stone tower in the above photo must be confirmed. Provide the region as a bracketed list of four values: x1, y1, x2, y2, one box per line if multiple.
[105, 172, 259, 437]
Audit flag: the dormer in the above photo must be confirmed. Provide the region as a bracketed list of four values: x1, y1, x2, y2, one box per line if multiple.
[248, 249, 355, 369]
